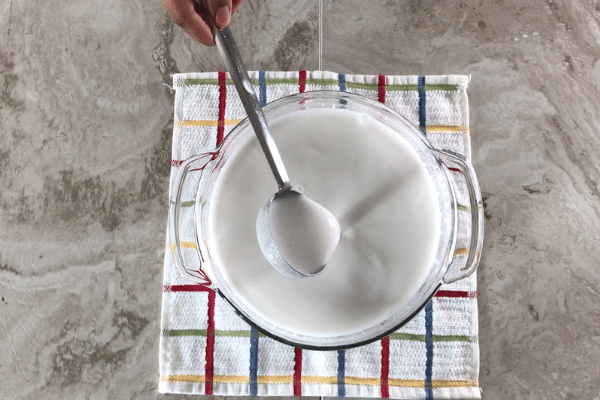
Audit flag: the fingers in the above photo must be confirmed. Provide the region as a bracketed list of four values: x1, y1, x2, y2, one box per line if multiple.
[161, 0, 214, 46]
[161, 0, 244, 46]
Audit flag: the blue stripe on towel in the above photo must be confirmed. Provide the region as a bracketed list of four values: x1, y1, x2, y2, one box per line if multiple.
[259, 70, 267, 106]
[249, 326, 259, 396]
[425, 301, 434, 399]
[337, 349, 346, 397]
[418, 76, 426, 135]
[338, 73, 346, 92]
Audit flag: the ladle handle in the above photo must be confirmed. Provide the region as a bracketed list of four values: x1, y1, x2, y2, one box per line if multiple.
[197, 1, 290, 191]
[436, 150, 484, 284]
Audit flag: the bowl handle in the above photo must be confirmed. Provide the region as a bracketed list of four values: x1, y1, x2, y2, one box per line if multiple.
[168, 154, 218, 288]
[434, 150, 484, 283]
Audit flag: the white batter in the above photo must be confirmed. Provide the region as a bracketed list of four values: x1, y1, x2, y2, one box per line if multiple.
[208, 107, 441, 337]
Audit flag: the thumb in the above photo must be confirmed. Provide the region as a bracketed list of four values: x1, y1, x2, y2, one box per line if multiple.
[205, 0, 233, 28]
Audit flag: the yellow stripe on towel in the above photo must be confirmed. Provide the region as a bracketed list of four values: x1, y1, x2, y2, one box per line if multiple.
[160, 375, 478, 388]
[454, 247, 468, 256]
[426, 125, 468, 133]
[165, 241, 197, 252]
[161, 374, 206, 383]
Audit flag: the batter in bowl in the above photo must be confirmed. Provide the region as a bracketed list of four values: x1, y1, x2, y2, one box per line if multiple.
[208, 107, 441, 337]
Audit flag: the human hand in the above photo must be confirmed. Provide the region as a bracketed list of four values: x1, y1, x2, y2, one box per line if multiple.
[161, 0, 243, 46]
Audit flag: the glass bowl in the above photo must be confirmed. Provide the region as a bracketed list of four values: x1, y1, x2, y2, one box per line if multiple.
[169, 90, 483, 350]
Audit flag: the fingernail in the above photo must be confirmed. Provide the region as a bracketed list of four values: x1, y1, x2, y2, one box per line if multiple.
[215, 5, 231, 28]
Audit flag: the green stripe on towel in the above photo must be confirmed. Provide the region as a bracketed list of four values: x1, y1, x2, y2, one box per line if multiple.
[163, 329, 267, 338]
[388, 333, 477, 343]
[178, 78, 459, 92]
[163, 329, 475, 342]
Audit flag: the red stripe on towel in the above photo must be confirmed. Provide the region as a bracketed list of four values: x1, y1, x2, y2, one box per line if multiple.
[299, 70, 307, 93]
[163, 284, 212, 293]
[378, 75, 386, 103]
[381, 336, 390, 398]
[205, 289, 216, 394]
[294, 347, 303, 395]
[217, 71, 227, 146]
[435, 290, 478, 298]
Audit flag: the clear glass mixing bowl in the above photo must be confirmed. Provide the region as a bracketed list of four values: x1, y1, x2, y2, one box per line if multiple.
[169, 91, 483, 350]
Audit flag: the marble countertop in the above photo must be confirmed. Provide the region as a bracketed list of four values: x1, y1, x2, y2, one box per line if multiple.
[1, 0, 599, 399]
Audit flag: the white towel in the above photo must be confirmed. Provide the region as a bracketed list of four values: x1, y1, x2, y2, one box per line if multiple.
[159, 70, 480, 399]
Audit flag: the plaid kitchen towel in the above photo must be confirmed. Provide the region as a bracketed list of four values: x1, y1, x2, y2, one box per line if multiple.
[159, 71, 481, 399]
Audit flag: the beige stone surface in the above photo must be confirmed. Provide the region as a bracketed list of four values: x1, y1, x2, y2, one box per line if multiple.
[1, 0, 599, 399]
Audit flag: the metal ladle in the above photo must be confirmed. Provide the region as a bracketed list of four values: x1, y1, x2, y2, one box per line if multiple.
[198, 2, 340, 278]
